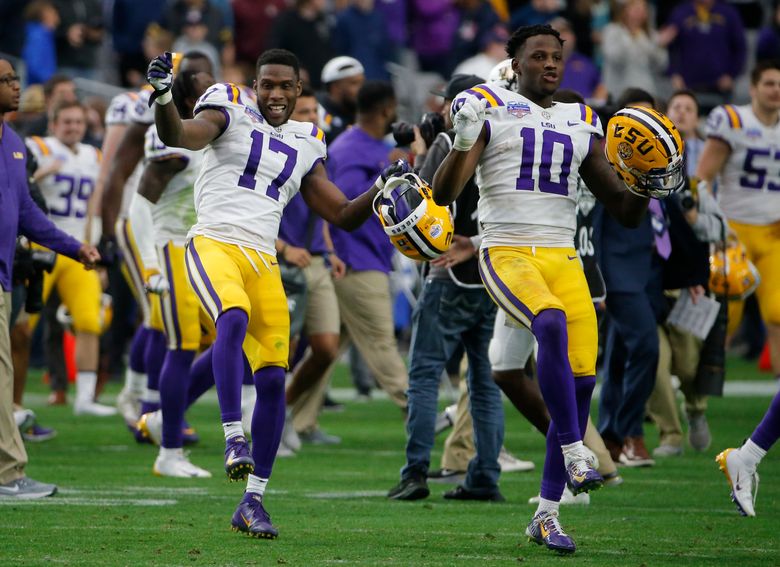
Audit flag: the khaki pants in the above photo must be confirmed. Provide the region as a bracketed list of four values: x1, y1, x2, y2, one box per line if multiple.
[647, 324, 708, 447]
[333, 270, 407, 408]
[0, 292, 27, 484]
[292, 257, 341, 433]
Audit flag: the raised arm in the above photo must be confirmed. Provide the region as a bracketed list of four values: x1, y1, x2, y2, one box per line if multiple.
[580, 141, 648, 228]
[695, 137, 731, 185]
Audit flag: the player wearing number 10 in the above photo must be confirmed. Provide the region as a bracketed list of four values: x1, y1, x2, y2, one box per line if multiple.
[433, 25, 651, 554]
[148, 48, 406, 539]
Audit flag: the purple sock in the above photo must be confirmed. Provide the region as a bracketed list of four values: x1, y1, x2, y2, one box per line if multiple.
[213, 308, 248, 423]
[539, 376, 597, 501]
[141, 329, 167, 414]
[531, 309, 579, 445]
[129, 326, 150, 373]
[251, 366, 286, 478]
[159, 349, 195, 448]
[751, 387, 780, 451]
[186, 347, 215, 408]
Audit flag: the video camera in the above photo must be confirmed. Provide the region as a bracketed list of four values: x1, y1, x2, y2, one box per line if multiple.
[391, 112, 445, 148]
[13, 239, 56, 314]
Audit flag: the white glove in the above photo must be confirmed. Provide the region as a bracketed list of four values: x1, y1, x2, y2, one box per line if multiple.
[452, 97, 487, 152]
[146, 52, 173, 106]
[145, 272, 170, 295]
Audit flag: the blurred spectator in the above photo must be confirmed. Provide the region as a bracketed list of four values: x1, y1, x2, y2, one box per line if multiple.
[601, 0, 668, 99]
[510, 0, 561, 29]
[51, 0, 104, 80]
[452, 0, 501, 77]
[551, 16, 607, 104]
[665, 90, 704, 176]
[333, 0, 393, 80]
[662, 0, 746, 105]
[10, 85, 45, 134]
[19, 74, 76, 137]
[564, 0, 595, 57]
[410, 0, 459, 77]
[269, 0, 335, 89]
[0, 0, 29, 57]
[756, 2, 780, 62]
[111, 0, 165, 87]
[162, 0, 233, 69]
[453, 25, 509, 79]
[83, 95, 107, 148]
[374, 0, 407, 62]
[22, 1, 60, 86]
[232, 0, 287, 68]
[318, 56, 365, 143]
[171, 9, 222, 77]
[142, 25, 175, 83]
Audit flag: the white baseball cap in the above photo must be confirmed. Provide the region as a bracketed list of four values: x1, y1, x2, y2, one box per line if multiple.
[321, 56, 365, 84]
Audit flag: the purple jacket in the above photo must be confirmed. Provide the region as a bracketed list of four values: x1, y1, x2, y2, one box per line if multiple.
[0, 123, 82, 290]
[279, 192, 327, 255]
[410, 0, 458, 58]
[326, 127, 395, 273]
[667, 1, 746, 90]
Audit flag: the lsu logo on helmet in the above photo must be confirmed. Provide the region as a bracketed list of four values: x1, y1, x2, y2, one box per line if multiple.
[373, 173, 454, 261]
[605, 106, 685, 198]
[488, 58, 517, 91]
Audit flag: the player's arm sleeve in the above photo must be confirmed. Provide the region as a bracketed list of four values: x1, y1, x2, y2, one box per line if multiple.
[704, 106, 736, 149]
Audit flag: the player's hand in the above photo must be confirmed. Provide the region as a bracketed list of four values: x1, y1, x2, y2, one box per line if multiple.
[430, 234, 475, 268]
[97, 234, 118, 267]
[145, 272, 170, 295]
[687, 285, 705, 305]
[452, 97, 487, 152]
[147, 52, 173, 107]
[376, 159, 411, 191]
[328, 253, 346, 280]
[283, 245, 312, 268]
[410, 126, 428, 157]
[78, 244, 101, 270]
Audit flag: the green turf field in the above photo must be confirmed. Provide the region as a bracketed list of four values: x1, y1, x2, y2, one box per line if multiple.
[2, 361, 778, 566]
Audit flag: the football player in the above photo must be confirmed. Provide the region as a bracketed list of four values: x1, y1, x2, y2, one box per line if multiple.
[432, 24, 654, 554]
[147, 48, 408, 538]
[26, 100, 115, 416]
[697, 60, 780, 517]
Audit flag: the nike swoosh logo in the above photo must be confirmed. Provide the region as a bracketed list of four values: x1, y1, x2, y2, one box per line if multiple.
[270, 261, 278, 265]
[241, 513, 252, 527]
[0, 484, 20, 494]
[567, 121, 579, 127]
[227, 450, 236, 466]
[294, 134, 307, 140]
[540, 522, 550, 538]
[567, 255, 577, 260]
[571, 473, 586, 482]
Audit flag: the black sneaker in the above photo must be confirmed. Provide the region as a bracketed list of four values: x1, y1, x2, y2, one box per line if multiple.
[387, 475, 430, 501]
[443, 485, 505, 502]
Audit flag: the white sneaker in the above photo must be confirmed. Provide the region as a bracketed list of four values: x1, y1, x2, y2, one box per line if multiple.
[153, 449, 212, 478]
[281, 410, 301, 452]
[74, 401, 118, 417]
[716, 448, 759, 517]
[136, 411, 162, 445]
[116, 386, 141, 427]
[653, 444, 683, 457]
[434, 404, 457, 435]
[14, 408, 36, 430]
[276, 441, 296, 458]
[498, 447, 535, 472]
[528, 486, 590, 506]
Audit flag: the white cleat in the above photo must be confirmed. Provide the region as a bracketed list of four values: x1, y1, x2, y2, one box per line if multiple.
[528, 486, 590, 506]
[74, 401, 118, 417]
[498, 446, 535, 472]
[116, 387, 141, 427]
[716, 448, 759, 517]
[276, 441, 296, 458]
[136, 411, 163, 445]
[153, 450, 212, 478]
[281, 410, 301, 452]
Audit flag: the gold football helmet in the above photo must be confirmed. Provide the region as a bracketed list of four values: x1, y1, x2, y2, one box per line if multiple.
[605, 106, 686, 198]
[373, 173, 454, 261]
[709, 237, 760, 300]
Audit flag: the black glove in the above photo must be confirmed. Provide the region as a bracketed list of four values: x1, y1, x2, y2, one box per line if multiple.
[378, 159, 412, 189]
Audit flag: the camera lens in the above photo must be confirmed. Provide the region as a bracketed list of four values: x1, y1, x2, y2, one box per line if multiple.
[391, 122, 415, 147]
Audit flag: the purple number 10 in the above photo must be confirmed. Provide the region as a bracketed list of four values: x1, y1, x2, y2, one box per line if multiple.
[238, 131, 298, 200]
[515, 127, 574, 195]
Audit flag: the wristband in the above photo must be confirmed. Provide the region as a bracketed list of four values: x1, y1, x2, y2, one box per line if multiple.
[453, 134, 476, 152]
[155, 91, 172, 105]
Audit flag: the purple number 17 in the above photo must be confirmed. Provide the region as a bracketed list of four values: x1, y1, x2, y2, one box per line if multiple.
[238, 131, 298, 200]
[515, 127, 574, 195]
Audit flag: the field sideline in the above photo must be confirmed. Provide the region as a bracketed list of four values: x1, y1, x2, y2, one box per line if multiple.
[2, 361, 778, 566]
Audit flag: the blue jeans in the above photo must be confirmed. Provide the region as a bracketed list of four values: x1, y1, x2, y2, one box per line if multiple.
[401, 279, 503, 492]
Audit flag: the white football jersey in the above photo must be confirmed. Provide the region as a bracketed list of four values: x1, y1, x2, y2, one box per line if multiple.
[188, 83, 327, 254]
[451, 83, 602, 248]
[26, 136, 101, 240]
[105, 91, 142, 126]
[128, 88, 154, 126]
[144, 126, 203, 247]
[706, 104, 780, 225]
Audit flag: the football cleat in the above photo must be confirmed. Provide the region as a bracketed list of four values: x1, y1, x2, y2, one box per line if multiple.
[116, 386, 141, 427]
[182, 421, 200, 446]
[716, 448, 759, 517]
[225, 436, 254, 481]
[528, 486, 590, 506]
[230, 493, 278, 539]
[280, 410, 301, 452]
[21, 423, 57, 443]
[153, 450, 212, 478]
[498, 447, 535, 472]
[564, 449, 603, 495]
[73, 400, 118, 417]
[525, 510, 576, 554]
[136, 411, 162, 445]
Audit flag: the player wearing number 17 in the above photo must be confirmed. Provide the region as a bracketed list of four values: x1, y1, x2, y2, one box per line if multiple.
[148, 49, 408, 539]
[432, 24, 673, 555]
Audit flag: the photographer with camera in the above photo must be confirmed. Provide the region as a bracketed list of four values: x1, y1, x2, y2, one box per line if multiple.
[0, 58, 100, 499]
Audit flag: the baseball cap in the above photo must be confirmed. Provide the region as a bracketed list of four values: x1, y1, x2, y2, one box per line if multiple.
[321, 56, 365, 84]
[430, 74, 485, 101]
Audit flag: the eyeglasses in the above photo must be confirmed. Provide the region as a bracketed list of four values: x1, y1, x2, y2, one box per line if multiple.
[0, 75, 21, 86]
